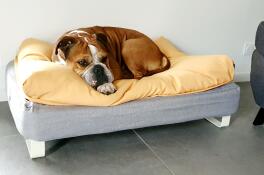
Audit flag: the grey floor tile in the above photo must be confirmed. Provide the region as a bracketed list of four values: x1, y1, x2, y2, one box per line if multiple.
[135, 83, 264, 175]
[0, 131, 172, 175]
[0, 102, 18, 138]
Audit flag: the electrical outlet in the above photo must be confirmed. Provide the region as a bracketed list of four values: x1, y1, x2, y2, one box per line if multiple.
[242, 42, 255, 56]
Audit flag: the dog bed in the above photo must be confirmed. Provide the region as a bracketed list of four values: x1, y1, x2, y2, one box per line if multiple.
[6, 60, 240, 158]
[14, 37, 234, 106]
[7, 37, 239, 158]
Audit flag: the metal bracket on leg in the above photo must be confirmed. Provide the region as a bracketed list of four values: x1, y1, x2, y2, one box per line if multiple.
[25, 139, 45, 159]
[205, 116, 231, 128]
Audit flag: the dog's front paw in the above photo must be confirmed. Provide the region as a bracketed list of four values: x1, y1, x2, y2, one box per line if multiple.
[97, 83, 117, 95]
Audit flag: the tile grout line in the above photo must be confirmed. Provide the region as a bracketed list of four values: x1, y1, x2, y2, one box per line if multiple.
[132, 129, 176, 175]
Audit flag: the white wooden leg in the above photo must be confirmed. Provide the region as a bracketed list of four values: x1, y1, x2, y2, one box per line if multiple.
[205, 116, 231, 128]
[25, 140, 45, 159]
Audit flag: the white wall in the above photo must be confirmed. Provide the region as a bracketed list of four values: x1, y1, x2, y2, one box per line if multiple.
[0, 0, 263, 101]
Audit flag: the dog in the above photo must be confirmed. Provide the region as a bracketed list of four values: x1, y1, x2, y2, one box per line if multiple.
[52, 26, 170, 95]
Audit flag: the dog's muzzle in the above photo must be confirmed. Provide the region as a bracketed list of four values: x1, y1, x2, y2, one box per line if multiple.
[82, 63, 114, 88]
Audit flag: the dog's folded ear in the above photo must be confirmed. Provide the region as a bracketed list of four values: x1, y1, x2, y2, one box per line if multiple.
[94, 33, 108, 49]
[53, 36, 77, 62]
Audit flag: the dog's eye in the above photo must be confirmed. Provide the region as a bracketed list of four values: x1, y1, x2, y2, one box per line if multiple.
[77, 59, 88, 67]
[101, 56, 107, 63]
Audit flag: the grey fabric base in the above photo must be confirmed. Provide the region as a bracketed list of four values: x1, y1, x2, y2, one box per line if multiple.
[6, 61, 240, 141]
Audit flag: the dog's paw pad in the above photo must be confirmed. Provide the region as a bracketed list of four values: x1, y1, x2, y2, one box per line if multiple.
[97, 83, 116, 95]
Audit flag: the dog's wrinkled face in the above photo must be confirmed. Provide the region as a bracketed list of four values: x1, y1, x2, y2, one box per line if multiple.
[54, 31, 115, 93]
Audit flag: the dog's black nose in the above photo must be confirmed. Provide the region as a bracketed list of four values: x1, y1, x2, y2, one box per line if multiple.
[92, 65, 108, 87]
[93, 64, 104, 74]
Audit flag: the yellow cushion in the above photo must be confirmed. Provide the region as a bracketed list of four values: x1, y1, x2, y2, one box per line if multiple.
[15, 37, 234, 106]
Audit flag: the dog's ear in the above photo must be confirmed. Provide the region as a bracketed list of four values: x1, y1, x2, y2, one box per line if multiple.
[54, 36, 77, 62]
[94, 33, 108, 49]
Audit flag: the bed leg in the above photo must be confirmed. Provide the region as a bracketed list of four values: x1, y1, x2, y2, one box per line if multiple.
[205, 116, 231, 128]
[25, 139, 45, 159]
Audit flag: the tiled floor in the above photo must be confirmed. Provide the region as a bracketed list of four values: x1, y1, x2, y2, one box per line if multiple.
[0, 83, 263, 175]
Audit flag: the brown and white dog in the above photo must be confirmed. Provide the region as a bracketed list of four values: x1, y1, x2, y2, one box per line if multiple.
[52, 26, 170, 95]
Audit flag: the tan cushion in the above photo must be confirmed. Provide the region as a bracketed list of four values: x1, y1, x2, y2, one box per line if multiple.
[15, 37, 234, 106]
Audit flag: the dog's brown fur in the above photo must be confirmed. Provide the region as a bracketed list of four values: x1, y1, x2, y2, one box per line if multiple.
[52, 26, 170, 81]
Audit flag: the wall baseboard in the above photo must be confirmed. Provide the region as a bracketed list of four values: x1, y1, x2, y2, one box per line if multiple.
[0, 88, 7, 102]
[0, 94, 7, 102]
[234, 72, 250, 82]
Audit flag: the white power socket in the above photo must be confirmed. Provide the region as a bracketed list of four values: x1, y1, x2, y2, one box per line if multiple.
[242, 42, 255, 56]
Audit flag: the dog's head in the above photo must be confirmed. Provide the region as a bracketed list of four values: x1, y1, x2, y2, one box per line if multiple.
[53, 30, 114, 88]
